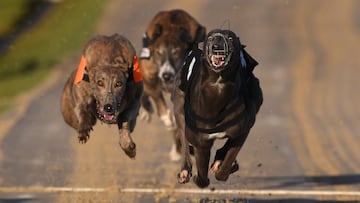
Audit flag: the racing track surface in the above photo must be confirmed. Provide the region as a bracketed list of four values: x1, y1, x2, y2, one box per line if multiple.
[0, 0, 359, 202]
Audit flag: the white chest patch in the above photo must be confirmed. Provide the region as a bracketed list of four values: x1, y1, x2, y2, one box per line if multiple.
[208, 132, 227, 139]
[211, 76, 225, 93]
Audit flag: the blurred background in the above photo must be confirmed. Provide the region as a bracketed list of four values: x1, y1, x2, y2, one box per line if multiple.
[0, 0, 359, 202]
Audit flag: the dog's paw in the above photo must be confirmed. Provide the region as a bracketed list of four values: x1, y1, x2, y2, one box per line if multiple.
[193, 175, 210, 188]
[214, 161, 239, 181]
[210, 160, 239, 174]
[120, 141, 136, 159]
[177, 170, 192, 184]
[210, 160, 221, 174]
[78, 133, 89, 144]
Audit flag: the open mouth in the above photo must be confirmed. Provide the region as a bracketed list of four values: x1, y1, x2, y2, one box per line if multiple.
[210, 54, 226, 68]
[207, 42, 230, 71]
[96, 102, 116, 122]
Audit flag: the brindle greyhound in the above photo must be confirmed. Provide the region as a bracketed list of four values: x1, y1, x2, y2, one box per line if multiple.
[139, 9, 206, 161]
[60, 34, 143, 158]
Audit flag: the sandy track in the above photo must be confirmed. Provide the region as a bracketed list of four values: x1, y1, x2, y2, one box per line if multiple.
[0, 0, 360, 202]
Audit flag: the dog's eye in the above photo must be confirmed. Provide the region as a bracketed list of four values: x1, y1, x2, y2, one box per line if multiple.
[228, 37, 233, 41]
[155, 49, 163, 56]
[97, 80, 104, 87]
[115, 81, 123, 88]
[208, 36, 213, 41]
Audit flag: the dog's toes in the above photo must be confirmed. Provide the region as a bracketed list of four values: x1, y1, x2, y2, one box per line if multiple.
[122, 142, 136, 159]
[193, 175, 210, 188]
[210, 160, 221, 174]
[78, 134, 89, 144]
[177, 170, 191, 184]
[214, 161, 239, 181]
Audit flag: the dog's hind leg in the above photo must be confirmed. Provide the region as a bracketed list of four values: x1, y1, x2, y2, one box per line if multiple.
[144, 81, 175, 130]
[139, 93, 154, 122]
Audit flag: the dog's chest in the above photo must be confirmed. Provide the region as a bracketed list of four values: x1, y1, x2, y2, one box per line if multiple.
[201, 77, 236, 107]
[209, 76, 226, 93]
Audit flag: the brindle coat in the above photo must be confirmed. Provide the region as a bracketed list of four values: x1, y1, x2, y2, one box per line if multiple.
[139, 9, 206, 161]
[60, 34, 143, 158]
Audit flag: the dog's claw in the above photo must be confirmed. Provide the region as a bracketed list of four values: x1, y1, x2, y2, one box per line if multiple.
[78, 134, 89, 144]
[177, 170, 192, 184]
[210, 160, 221, 174]
[210, 160, 239, 174]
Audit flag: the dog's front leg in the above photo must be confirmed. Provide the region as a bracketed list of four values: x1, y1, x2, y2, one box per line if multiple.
[193, 146, 211, 188]
[118, 121, 136, 159]
[75, 104, 96, 144]
[213, 135, 247, 181]
[177, 129, 192, 184]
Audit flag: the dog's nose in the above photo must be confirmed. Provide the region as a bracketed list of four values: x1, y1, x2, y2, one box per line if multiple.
[162, 72, 173, 82]
[212, 43, 224, 51]
[104, 104, 114, 113]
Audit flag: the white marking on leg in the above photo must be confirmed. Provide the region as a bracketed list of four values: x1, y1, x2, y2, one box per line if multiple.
[160, 109, 175, 130]
[169, 144, 181, 162]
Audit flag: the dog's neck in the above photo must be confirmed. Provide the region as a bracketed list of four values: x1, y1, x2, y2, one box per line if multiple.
[202, 58, 241, 92]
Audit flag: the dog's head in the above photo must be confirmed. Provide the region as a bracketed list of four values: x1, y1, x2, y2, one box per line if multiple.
[142, 10, 206, 91]
[89, 66, 129, 123]
[151, 27, 190, 89]
[203, 29, 242, 73]
[82, 34, 136, 124]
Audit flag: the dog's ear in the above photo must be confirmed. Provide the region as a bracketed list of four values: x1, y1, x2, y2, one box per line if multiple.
[180, 27, 192, 44]
[241, 45, 259, 72]
[150, 23, 163, 43]
[236, 37, 258, 72]
[194, 25, 206, 43]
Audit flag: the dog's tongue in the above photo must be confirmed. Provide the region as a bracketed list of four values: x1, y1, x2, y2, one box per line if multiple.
[104, 113, 114, 121]
[211, 55, 225, 67]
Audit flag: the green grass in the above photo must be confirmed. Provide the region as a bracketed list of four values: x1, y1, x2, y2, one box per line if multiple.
[0, 0, 109, 114]
[0, 0, 28, 37]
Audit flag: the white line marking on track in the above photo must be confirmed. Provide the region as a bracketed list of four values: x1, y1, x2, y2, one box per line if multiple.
[0, 186, 359, 198]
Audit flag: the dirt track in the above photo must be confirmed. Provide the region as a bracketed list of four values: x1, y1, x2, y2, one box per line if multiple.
[0, 0, 360, 202]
